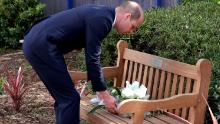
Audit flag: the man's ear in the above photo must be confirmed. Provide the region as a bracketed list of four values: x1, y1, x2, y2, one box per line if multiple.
[124, 13, 132, 20]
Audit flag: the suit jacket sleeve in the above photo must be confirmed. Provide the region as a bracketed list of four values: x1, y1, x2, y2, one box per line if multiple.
[85, 17, 112, 92]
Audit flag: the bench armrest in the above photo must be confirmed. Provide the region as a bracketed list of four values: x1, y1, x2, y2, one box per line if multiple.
[117, 93, 198, 113]
[117, 93, 198, 124]
[68, 66, 118, 84]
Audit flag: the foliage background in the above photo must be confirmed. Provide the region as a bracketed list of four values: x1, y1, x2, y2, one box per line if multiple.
[0, 0, 45, 50]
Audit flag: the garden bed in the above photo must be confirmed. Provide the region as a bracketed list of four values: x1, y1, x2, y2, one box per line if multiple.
[0, 50, 81, 124]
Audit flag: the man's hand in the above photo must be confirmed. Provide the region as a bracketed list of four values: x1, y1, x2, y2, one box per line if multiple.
[97, 90, 118, 114]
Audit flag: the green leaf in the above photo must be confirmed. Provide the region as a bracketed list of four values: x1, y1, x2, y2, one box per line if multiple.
[88, 105, 105, 115]
[111, 87, 121, 96]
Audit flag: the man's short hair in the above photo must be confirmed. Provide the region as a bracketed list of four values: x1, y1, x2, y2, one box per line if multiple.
[119, 1, 142, 20]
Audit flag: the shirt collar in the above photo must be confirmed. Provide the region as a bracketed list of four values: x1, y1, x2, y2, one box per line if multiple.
[112, 8, 116, 27]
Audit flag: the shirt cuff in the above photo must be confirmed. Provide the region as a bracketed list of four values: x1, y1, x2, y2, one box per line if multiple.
[90, 78, 107, 92]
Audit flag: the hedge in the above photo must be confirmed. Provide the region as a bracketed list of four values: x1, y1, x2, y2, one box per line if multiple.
[0, 0, 45, 49]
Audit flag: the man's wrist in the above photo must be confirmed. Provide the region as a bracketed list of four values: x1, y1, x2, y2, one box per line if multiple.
[97, 90, 109, 98]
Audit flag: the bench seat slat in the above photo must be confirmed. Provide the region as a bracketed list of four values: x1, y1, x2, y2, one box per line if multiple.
[81, 101, 188, 124]
[143, 121, 153, 124]
[145, 116, 168, 124]
[81, 105, 116, 124]
[81, 98, 130, 124]
[155, 114, 186, 124]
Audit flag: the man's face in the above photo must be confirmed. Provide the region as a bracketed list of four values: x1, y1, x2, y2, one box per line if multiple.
[115, 13, 143, 34]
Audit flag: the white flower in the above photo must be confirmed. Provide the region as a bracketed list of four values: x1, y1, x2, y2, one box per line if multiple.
[89, 96, 105, 105]
[125, 81, 132, 89]
[98, 100, 105, 105]
[90, 81, 149, 106]
[90, 96, 103, 105]
[122, 81, 148, 99]
[134, 84, 147, 98]
[131, 81, 140, 91]
[121, 87, 136, 98]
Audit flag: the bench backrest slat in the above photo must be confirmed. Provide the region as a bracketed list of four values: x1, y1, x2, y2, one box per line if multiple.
[123, 48, 198, 79]
[157, 70, 166, 99]
[137, 64, 143, 83]
[151, 68, 160, 100]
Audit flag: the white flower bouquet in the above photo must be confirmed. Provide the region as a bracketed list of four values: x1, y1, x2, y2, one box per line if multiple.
[88, 81, 150, 116]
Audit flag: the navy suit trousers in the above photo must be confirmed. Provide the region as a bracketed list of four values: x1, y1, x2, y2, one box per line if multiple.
[23, 35, 80, 124]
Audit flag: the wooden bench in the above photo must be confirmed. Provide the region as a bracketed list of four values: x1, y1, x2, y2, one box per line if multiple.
[69, 40, 212, 124]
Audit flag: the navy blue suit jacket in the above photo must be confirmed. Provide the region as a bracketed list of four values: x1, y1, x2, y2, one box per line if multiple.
[25, 5, 115, 91]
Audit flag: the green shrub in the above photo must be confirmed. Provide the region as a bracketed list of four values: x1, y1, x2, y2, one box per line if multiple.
[101, 2, 220, 123]
[0, 0, 45, 49]
[181, 0, 220, 5]
[0, 76, 6, 95]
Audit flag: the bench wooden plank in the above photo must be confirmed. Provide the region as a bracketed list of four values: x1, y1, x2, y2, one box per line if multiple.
[188, 80, 197, 122]
[80, 96, 191, 124]
[69, 67, 118, 84]
[155, 114, 186, 124]
[132, 62, 138, 82]
[151, 69, 160, 100]
[171, 74, 178, 96]
[169, 74, 178, 113]
[122, 59, 128, 87]
[157, 71, 166, 99]
[81, 98, 130, 124]
[118, 94, 198, 114]
[145, 116, 168, 124]
[142, 65, 148, 86]
[194, 59, 212, 124]
[114, 40, 128, 87]
[147, 67, 154, 96]
[81, 105, 115, 124]
[143, 121, 153, 124]
[127, 61, 133, 83]
[137, 64, 143, 83]
[123, 48, 198, 79]
[175, 76, 185, 116]
[188, 81, 196, 122]
[97, 110, 128, 124]
[181, 78, 192, 119]
[164, 72, 172, 98]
